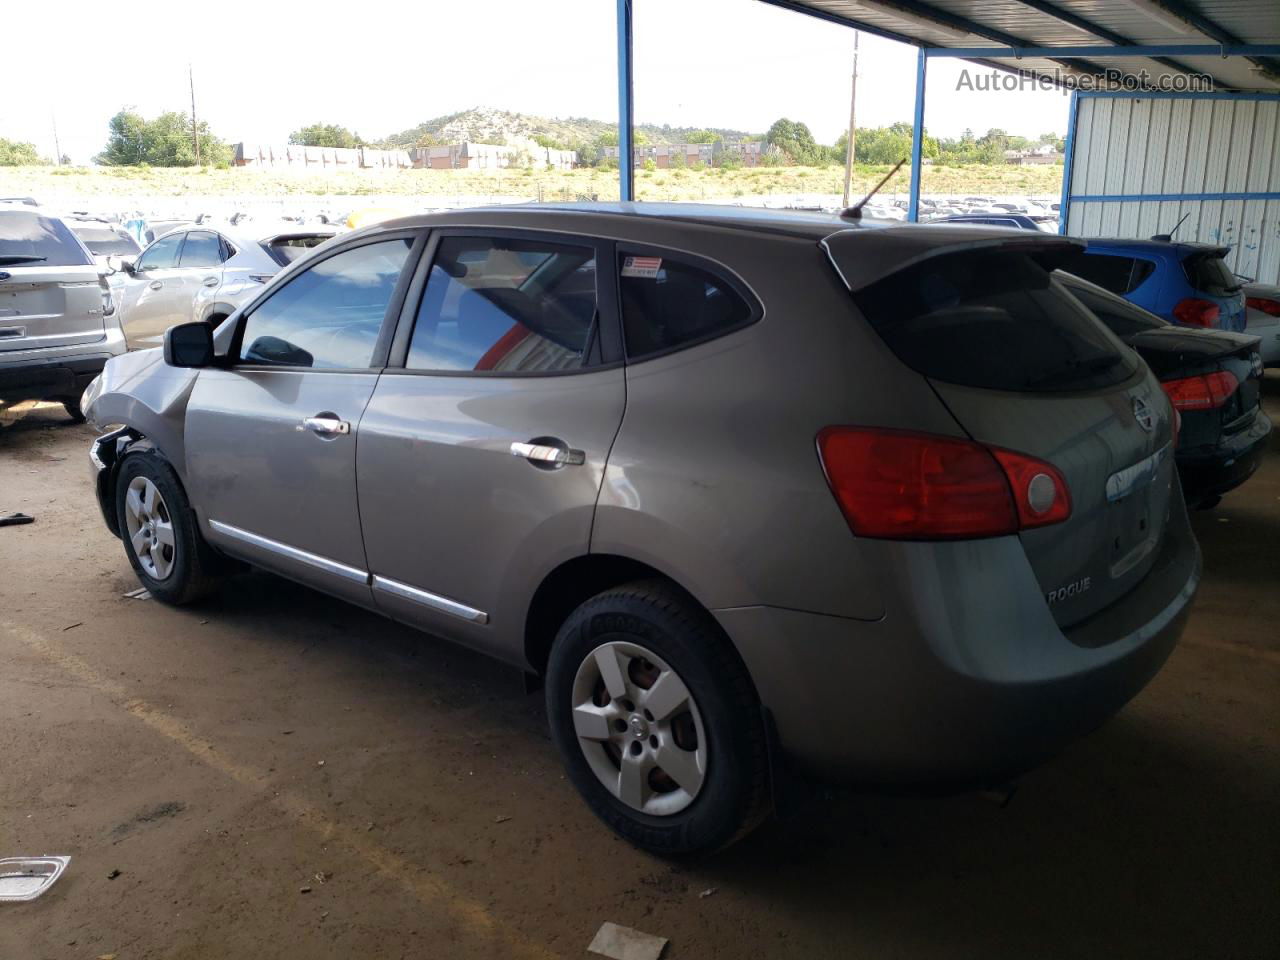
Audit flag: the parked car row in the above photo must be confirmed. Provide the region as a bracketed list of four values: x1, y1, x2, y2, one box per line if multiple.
[82, 204, 1223, 855]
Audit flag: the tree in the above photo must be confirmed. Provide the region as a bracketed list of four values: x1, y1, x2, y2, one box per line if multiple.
[289, 122, 363, 149]
[96, 108, 231, 167]
[684, 129, 722, 144]
[765, 118, 821, 165]
[0, 137, 42, 166]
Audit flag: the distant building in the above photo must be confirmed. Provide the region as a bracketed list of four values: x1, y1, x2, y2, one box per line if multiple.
[1003, 144, 1061, 165]
[410, 142, 578, 170]
[233, 143, 412, 170]
[604, 140, 759, 168]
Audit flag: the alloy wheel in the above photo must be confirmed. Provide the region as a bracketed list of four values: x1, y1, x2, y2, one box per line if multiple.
[123, 476, 176, 581]
[571, 640, 707, 816]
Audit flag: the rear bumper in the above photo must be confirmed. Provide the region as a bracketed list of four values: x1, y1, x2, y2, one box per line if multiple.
[0, 353, 110, 405]
[717, 492, 1200, 787]
[1176, 410, 1272, 504]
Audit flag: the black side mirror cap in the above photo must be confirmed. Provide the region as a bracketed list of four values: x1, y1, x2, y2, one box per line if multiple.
[164, 321, 215, 368]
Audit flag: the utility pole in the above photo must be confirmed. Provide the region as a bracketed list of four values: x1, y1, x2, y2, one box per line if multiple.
[52, 111, 62, 166]
[189, 63, 201, 165]
[841, 32, 860, 209]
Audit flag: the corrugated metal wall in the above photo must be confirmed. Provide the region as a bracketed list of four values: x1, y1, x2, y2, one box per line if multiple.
[1065, 95, 1280, 284]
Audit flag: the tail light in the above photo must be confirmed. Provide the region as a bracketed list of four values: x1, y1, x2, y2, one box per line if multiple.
[1161, 371, 1238, 411]
[1246, 296, 1280, 317]
[816, 427, 1071, 541]
[1172, 297, 1220, 327]
[97, 275, 115, 317]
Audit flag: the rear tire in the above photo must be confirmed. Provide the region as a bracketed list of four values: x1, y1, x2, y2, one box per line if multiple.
[545, 579, 770, 856]
[115, 451, 224, 605]
[60, 398, 86, 423]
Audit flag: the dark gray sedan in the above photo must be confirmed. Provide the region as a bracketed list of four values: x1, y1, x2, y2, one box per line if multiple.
[81, 204, 1200, 854]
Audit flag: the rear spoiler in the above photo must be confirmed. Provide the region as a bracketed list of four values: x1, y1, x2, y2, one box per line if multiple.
[820, 225, 1085, 293]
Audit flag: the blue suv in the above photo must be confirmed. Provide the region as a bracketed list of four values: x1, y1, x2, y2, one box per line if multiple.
[1062, 239, 1247, 332]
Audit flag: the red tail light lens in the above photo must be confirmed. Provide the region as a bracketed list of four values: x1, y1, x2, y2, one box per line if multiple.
[816, 427, 1070, 540]
[1172, 297, 1221, 327]
[1160, 371, 1239, 410]
[1246, 296, 1280, 317]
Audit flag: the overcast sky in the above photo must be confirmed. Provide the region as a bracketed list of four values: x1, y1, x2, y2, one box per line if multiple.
[5, 0, 1070, 163]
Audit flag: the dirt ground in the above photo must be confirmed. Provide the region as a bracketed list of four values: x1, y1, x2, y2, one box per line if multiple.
[1, 378, 1277, 960]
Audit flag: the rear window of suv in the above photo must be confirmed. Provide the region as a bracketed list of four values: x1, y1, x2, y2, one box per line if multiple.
[1183, 252, 1241, 297]
[0, 212, 93, 267]
[262, 234, 332, 268]
[854, 250, 1139, 393]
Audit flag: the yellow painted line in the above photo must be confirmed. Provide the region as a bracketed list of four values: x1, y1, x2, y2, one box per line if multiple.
[5, 622, 559, 960]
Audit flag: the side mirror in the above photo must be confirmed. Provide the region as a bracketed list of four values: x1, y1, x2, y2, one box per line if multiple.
[106, 255, 136, 276]
[164, 321, 215, 368]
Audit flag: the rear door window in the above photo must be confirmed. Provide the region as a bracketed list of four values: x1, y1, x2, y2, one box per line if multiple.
[407, 235, 598, 373]
[0, 212, 92, 267]
[1183, 252, 1241, 296]
[1064, 252, 1155, 294]
[618, 253, 754, 359]
[178, 231, 226, 268]
[854, 250, 1138, 393]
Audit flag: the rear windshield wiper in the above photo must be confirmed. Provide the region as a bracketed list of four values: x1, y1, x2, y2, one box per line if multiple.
[0, 255, 48, 265]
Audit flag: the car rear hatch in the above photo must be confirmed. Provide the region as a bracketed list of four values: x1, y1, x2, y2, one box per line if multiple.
[825, 227, 1177, 630]
[1, 212, 106, 352]
[1181, 246, 1246, 332]
[1133, 327, 1264, 449]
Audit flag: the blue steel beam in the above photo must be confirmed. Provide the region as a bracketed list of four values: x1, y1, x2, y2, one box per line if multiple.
[924, 44, 1280, 58]
[616, 0, 634, 202]
[908, 48, 926, 223]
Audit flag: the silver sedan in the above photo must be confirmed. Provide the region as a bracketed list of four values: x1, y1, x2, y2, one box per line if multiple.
[111, 223, 340, 348]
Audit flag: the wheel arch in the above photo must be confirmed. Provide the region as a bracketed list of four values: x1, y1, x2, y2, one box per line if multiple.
[523, 553, 713, 678]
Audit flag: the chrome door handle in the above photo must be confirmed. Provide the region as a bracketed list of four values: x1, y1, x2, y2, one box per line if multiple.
[510, 440, 585, 466]
[298, 416, 350, 436]
[148, 280, 163, 290]
[202, 276, 219, 287]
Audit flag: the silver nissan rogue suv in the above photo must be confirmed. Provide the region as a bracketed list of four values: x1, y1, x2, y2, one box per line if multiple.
[82, 204, 1201, 854]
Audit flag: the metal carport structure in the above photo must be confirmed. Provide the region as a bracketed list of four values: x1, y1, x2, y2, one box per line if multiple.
[612, 1, 1280, 230]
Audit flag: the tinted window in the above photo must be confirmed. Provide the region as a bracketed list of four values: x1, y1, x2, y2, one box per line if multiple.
[1183, 252, 1240, 296]
[619, 254, 752, 359]
[1064, 252, 1154, 294]
[240, 239, 411, 369]
[136, 233, 183, 271]
[0, 212, 92, 267]
[407, 236, 597, 373]
[1058, 276, 1167, 337]
[262, 235, 332, 267]
[854, 250, 1138, 393]
[70, 225, 141, 257]
[179, 231, 225, 268]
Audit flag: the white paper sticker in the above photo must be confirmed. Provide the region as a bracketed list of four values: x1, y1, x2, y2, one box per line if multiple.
[621, 255, 663, 279]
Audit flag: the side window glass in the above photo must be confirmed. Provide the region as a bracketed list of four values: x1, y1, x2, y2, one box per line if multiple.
[618, 253, 753, 359]
[239, 238, 412, 369]
[135, 233, 182, 272]
[179, 231, 224, 268]
[407, 236, 597, 373]
[1065, 253, 1135, 295]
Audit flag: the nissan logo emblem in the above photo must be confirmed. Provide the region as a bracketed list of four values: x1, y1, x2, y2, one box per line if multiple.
[1132, 396, 1155, 433]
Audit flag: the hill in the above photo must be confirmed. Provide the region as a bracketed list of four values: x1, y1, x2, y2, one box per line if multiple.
[377, 106, 753, 149]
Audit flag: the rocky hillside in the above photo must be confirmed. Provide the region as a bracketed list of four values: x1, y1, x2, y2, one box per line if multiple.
[378, 107, 752, 148]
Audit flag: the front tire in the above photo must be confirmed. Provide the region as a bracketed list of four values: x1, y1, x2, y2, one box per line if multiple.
[546, 580, 770, 856]
[115, 452, 224, 604]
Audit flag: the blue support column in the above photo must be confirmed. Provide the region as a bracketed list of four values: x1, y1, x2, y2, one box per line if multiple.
[616, 0, 634, 202]
[1058, 89, 1079, 235]
[908, 47, 926, 222]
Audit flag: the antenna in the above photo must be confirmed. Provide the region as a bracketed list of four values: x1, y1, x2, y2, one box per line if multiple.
[839, 157, 907, 221]
[1152, 212, 1190, 242]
